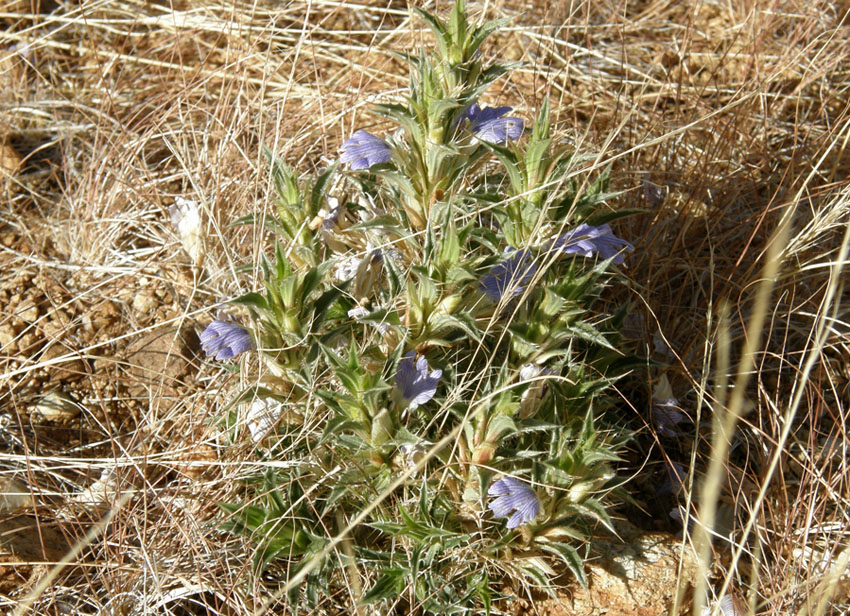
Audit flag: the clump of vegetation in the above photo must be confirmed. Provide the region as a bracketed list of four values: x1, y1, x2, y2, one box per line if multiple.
[209, 0, 638, 610]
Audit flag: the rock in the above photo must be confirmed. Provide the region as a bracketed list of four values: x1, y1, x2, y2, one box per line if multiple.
[71, 467, 117, 510]
[176, 443, 217, 479]
[123, 326, 197, 411]
[0, 142, 21, 176]
[132, 288, 158, 316]
[34, 391, 83, 422]
[16, 300, 40, 324]
[527, 520, 698, 616]
[0, 478, 30, 512]
[39, 308, 72, 339]
[0, 322, 20, 351]
[39, 343, 86, 382]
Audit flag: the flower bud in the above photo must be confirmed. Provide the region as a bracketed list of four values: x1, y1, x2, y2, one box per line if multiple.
[370, 408, 394, 447]
[282, 311, 300, 333]
[437, 293, 462, 316]
[471, 443, 495, 465]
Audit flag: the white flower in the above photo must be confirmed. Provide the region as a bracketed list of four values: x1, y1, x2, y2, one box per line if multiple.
[347, 306, 370, 319]
[519, 363, 553, 419]
[169, 197, 204, 266]
[519, 363, 544, 381]
[701, 596, 740, 616]
[246, 398, 283, 442]
[333, 255, 361, 281]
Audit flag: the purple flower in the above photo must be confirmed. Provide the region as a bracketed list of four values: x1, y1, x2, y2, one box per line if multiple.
[553, 223, 634, 265]
[200, 320, 254, 360]
[488, 476, 540, 529]
[340, 130, 392, 170]
[458, 104, 524, 143]
[395, 351, 442, 410]
[480, 249, 537, 302]
[652, 397, 687, 438]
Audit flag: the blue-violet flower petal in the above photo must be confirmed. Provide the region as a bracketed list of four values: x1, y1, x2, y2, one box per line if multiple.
[488, 476, 540, 528]
[652, 397, 687, 438]
[340, 130, 392, 170]
[458, 104, 524, 143]
[395, 351, 442, 410]
[480, 249, 537, 302]
[200, 320, 254, 361]
[553, 223, 634, 265]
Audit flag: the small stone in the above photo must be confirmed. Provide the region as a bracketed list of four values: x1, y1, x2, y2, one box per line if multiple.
[39, 344, 86, 382]
[17, 331, 39, 352]
[92, 357, 114, 373]
[124, 327, 194, 412]
[40, 308, 71, 339]
[132, 289, 157, 315]
[34, 391, 83, 422]
[91, 307, 118, 333]
[0, 142, 22, 181]
[0, 478, 30, 512]
[0, 323, 20, 351]
[72, 468, 117, 509]
[16, 302, 40, 323]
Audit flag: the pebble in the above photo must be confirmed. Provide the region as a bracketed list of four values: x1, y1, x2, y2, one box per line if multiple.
[34, 391, 83, 422]
[0, 323, 20, 350]
[16, 302, 40, 323]
[0, 478, 30, 512]
[132, 289, 158, 315]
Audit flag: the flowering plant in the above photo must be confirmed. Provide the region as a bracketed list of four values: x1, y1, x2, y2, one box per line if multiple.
[213, 0, 638, 611]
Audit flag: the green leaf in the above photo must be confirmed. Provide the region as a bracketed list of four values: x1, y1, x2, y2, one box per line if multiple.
[566, 321, 617, 351]
[448, 0, 467, 48]
[348, 214, 404, 235]
[485, 414, 517, 442]
[310, 161, 339, 216]
[232, 292, 269, 313]
[469, 18, 509, 56]
[413, 8, 449, 59]
[539, 542, 587, 587]
[361, 568, 407, 604]
[525, 138, 552, 194]
[229, 212, 289, 238]
[573, 497, 615, 533]
[438, 220, 461, 271]
[532, 98, 551, 142]
[486, 143, 524, 196]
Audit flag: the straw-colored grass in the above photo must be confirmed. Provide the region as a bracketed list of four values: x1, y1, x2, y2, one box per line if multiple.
[0, 0, 848, 614]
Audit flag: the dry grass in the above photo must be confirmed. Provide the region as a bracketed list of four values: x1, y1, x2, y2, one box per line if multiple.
[0, 0, 848, 614]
